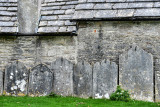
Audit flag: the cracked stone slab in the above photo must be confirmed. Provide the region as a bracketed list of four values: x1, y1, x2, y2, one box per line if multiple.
[28, 64, 53, 97]
[51, 58, 74, 96]
[119, 45, 153, 102]
[93, 59, 118, 99]
[73, 61, 92, 98]
[4, 61, 28, 96]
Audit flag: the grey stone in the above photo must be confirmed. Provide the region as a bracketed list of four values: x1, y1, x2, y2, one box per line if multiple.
[4, 61, 28, 96]
[94, 3, 112, 9]
[51, 58, 74, 96]
[134, 8, 160, 17]
[18, 0, 40, 34]
[119, 45, 153, 102]
[155, 70, 160, 102]
[28, 64, 53, 96]
[117, 9, 134, 17]
[93, 59, 118, 99]
[94, 10, 117, 18]
[73, 61, 92, 98]
[0, 71, 3, 95]
[75, 3, 94, 10]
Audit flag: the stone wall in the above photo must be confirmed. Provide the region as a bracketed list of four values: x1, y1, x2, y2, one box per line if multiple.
[0, 36, 77, 70]
[77, 21, 160, 102]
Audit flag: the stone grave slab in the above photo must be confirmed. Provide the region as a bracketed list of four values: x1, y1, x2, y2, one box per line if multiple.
[93, 59, 118, 99]
[4, 61, 28, 96]
[119, 45, 153, 102]
[74, 61, 92, 98]
[51, 58, 74, 96]
[28, 64, 53, 96]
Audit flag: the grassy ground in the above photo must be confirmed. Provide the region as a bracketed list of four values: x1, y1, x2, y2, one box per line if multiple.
[0, 96, 159, 107]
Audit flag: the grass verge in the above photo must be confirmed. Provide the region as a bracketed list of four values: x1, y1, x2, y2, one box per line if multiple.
[0, 96, 159, 107]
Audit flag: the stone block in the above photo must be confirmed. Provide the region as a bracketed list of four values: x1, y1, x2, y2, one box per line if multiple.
[93, 59, 118, 99]
[0, 71, 3, 95]
[51, 58, 74, 96]
[73, 61, 92, 98]
[4, 61, 28, 96]
[28, 64, 53, 96]
[119, 45, 153, 102]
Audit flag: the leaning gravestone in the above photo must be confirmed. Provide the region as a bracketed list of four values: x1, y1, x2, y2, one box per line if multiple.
[0, 71, 3, 95]
[28, 64, 53, 96]
[119, 45, 153, 102]
[74, 61, 92, 98]
[93, 59, 118, 99]
[51, 58, 74, 96]
[4, 61, 28, 96]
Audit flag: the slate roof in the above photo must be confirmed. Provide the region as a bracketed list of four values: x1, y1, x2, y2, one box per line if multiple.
[0, 0, 18, 33]
[73, 0, 160, 20]
[38, 0, 78, 33]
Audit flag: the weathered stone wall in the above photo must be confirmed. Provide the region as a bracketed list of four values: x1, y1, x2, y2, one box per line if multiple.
[77, 21, 160, 65]
[77, 21, 160, 102]
[0, 36, 77, 70]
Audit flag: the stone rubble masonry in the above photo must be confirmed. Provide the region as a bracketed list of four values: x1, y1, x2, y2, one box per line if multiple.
[0, 36, 77, 71]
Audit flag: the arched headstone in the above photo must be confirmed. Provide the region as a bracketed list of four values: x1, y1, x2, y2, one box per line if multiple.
[0, 71, 3, 95]
[119, 45, 153, 102]
[4, 61, 28, 96]
[93, 60, 118, 99]
[74, 61, 92, 98]
[51, 58, 73, 96]
[28, 64, 53, 96]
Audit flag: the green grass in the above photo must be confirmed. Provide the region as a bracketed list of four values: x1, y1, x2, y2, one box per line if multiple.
[0, 96, 159, 107]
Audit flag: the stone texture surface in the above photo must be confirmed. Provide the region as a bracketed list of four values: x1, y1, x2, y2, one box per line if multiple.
[28, 64, 53, 96]
[0, 71, 3, 95]
[4, 61, 28, 96]
[73, 0, 160, 20]
[0, 0, 18, 33]
[73, 61, 92, 98]
[51, 58, 74, 96]
[38, 0, 77, 33]
[18, 0, 40, 34]
[93, 60, 117, 99]
[155, 71, 160, 102]
[119, 45, 153, 102]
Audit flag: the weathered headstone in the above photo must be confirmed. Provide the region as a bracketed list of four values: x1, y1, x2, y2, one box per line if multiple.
[4, 61, 28, 96]
[119, 45, 153, 102]
[74, 61, 92, 98]
[28, 64, 53, 96]
[0, 71, 3, 95]
[93, 59, 118, 99]
[51, 58, 73, 96]
[155, 71, 160, 102]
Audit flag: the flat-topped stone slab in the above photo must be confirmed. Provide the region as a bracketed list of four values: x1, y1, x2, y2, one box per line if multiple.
[93, 59, 118, 99]
[74, 61, 92, 98]
[119, 45, 153, 102]
[51, 58, 74, 96]
[28, 64, 53, 96]
[4, 61, 28, 96]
